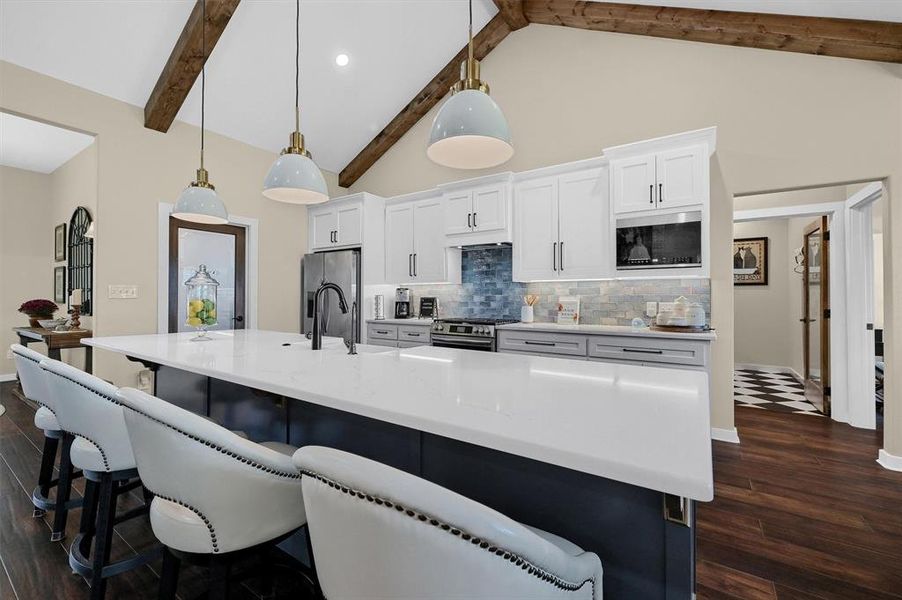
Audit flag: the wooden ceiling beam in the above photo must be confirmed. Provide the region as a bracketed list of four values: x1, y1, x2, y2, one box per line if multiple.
[523, 1, 902, 63]
[338, 13, 512, 188]
[144, 0, 241, 133]
[493, 0, 530, 31]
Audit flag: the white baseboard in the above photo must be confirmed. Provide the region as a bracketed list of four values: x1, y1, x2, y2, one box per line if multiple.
[0, 373, 16, 383]
[735, 363, 804, 383]
[877, 449, 902, 472]
[712, 427, 740, 444]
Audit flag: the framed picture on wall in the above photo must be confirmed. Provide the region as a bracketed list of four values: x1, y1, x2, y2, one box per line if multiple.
[54, 223, 66, 261]
[53, 266, 66, 303]
[733, 237, 768, 285]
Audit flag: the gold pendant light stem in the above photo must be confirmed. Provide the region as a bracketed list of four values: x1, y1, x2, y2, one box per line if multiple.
[452, 0, 488, 94]
[281, 0, 310, 158]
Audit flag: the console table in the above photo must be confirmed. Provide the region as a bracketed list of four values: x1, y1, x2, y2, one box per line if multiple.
[13, 327, 93, 373]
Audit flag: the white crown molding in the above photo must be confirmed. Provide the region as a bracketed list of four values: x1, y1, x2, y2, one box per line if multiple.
[603, 126, 717, 161]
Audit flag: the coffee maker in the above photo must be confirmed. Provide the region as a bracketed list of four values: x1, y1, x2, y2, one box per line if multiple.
[394, 287, 411, 319]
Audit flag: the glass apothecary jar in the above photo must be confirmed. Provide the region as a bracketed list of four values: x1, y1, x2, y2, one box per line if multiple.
[184, 264, 219, 341]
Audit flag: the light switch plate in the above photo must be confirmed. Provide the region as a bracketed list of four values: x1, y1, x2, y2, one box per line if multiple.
[109, 285, 138, 299]
[646, 302, 658, 317]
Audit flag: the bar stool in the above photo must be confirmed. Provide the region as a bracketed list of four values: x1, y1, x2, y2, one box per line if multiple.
[39, 358, 159, 600]
[116, 387, 310, 599]
[293, 446, 603, 600]
[10, 344, 83, 541]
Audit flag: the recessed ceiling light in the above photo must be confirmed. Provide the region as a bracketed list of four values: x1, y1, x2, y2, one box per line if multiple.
[335, 54, 349, 67]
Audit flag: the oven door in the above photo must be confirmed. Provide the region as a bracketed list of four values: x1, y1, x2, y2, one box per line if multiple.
[430, 334, 496, 352]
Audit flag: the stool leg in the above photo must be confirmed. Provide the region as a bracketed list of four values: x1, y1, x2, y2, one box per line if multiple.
[208, 559, 231, 600]
[50, 434, 75, 541]
[34, 434, 59, 517]
[89, 473, 115, 600]
[158, 547, 180, 600]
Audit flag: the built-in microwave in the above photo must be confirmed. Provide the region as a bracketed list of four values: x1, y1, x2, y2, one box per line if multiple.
[615, 211, 702, 270]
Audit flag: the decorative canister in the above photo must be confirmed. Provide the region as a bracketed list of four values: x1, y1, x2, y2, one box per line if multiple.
[374, 295, 385, 320]
[184, 265, 219, 341]
[521, 305, 535, 323]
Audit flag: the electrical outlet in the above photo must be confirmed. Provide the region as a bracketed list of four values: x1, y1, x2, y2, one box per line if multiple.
[109, 285, 138, 299]
[646, 302, 658, 317]
[659, 302, 675, 313]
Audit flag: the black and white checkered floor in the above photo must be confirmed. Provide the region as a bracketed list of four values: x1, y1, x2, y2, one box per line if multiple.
[734, 368, 824, 416]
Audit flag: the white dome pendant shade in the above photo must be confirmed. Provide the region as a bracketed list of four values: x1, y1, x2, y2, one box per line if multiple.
[427, 0, 513, 170]
[262, 0, 328, 205]
[263, 132, 329, 204]
[172, 0, 229, 225]
[173, 168, 229, 224]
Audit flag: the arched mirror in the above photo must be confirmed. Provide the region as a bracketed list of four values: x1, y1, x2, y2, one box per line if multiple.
[68, 206, 94, 315]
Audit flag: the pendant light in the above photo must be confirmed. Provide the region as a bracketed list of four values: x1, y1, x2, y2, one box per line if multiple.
[427, 0, 513, 170]
[172, 0, 229, 225]
[262, 0, 328, 204]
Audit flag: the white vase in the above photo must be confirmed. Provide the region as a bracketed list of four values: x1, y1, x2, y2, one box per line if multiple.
[521, 305, 534, 323]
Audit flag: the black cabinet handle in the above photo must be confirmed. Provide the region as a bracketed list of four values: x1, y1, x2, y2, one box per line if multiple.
[560, 241, 564, 271]
[525, 340, 555, 347]
[553, 242, 557, 271]
[413, 253, 417, 276]
[649, 184, 654, 204]
[473, 212, 477, 228]
[659, 183, 663, 203]
[468, 213, 472, 228]
[233, 315, 244, 323]
[408, 254, 413, 277]
[623, 348, 664, 355]
[375, 330, 390, 335]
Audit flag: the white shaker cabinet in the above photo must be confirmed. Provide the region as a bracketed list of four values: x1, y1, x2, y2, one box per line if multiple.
[610, 154, 656, 214]
[440, 174, 512, 244]
[513, 162, 610, 282]
[611, 144, 706, 215]
[309, 199, 363, 250]
[385, 194, 461, 285]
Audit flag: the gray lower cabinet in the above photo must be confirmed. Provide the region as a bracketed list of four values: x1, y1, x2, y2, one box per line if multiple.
[498, 329, 710, 371]
[366, 322, 431, 348]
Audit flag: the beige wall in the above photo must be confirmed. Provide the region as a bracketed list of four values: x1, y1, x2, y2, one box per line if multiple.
[347, 24, 902, 444]
[0, 61, 344, 386]
[0, 165, 52, 375]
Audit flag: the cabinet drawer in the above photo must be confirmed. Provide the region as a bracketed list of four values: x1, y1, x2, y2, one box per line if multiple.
[398, 326, 431, 343]
[500, 349, 587, 361]
[497, 331, 588, 357]
[367, 324, 398, 341]
[587, 336, 708, 367]
[398, 341, 428, 349]
[368, 339, 398, 348]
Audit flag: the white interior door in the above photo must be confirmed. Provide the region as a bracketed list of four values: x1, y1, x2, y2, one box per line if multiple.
[513, 176, 559, 281]
[413, 198, 446, 282]
[558, 168, 610, 279]
[385, 203, 415, 283]
[656, 145, 704, 209]
[472, 185, 507, 232]
[443, 190, 472, 236]
[612, 154, 656, 214]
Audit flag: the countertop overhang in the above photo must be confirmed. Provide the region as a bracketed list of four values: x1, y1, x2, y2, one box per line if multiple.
[84, 329, 713, 501]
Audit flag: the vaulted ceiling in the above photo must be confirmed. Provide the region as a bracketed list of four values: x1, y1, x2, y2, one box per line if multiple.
[2, 1, 900, 182]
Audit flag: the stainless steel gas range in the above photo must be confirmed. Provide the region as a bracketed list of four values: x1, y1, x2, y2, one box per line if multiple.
[430, 318, 519, 352]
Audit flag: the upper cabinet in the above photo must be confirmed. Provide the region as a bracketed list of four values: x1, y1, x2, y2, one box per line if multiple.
[309, 198, 363, 250]
[513, 161, 611, 282]
[608, 128, 715, 217]
[440, 174, 512, 245]
[385, 192, 461, 285]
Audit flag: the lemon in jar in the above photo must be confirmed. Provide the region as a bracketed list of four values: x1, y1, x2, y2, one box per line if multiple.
[187, 317, 202, 327]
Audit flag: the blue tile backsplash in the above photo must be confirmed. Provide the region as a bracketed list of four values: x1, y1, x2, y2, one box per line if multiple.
[406, 246, 711, 325]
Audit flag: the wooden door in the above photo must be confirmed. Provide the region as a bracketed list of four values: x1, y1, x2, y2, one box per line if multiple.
[385, 203, 415, 283]
[802, 216, 830, 415]
[412, 198, 446, 282]
[169, 218, 246, 333]
[611, 154, 656, 214]
[557, 168, 610, 279]
[513, 176, 559, 281]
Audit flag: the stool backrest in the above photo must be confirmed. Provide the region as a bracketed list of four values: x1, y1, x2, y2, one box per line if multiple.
[294, 446, 601, 600]
[117, 387, 305, 554]
[39, 358, 135, 472]
[11, 344, 54, 412]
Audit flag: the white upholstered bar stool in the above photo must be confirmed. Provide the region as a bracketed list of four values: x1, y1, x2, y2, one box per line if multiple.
[39, 358, 159, 600]
[10, 344, 83, 541]
[116, 387, 309, 600]
[294, 446, 603, 600]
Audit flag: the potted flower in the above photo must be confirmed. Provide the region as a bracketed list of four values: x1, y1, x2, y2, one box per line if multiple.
[18, 299, 59, 328]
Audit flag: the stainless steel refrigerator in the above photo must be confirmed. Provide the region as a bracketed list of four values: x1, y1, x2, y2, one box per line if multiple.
[301, 249, 360, 342]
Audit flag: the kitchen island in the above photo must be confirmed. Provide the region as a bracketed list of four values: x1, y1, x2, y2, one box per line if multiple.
[85, 329, 712, 599]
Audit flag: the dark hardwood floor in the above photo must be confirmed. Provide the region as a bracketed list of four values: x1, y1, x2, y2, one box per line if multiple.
[697, 406, 902, 600]
[2, 381, 900, 599]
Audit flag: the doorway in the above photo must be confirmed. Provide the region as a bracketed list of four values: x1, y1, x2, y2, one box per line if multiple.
[167, 217, 247, 333]
[802, 216, 830, 415]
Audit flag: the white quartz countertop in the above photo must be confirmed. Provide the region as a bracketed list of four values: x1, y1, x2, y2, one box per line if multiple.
[366, 318, 433, 326]
[84, 329, 713, 500]
[498, 322, 717, 340]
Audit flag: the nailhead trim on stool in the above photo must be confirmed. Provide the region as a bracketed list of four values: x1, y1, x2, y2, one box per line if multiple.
[299, 469, 596, 596]
[145, 488, 219, 552]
